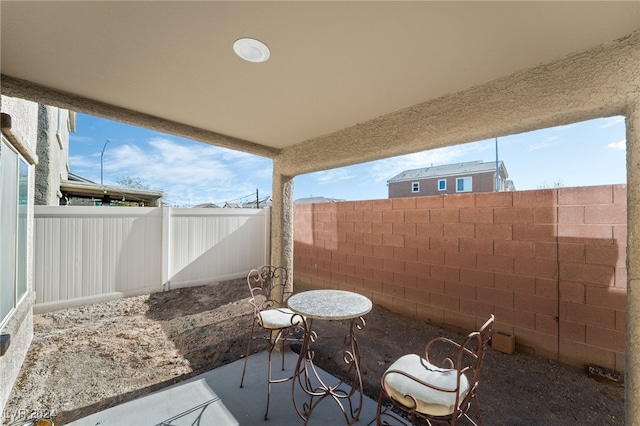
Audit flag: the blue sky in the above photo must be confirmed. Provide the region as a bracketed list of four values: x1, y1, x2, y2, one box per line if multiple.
[69, 114, 626, 207]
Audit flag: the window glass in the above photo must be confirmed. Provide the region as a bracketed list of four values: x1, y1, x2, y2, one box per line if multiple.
[17, 158, 28, 301]
[0, 138, 18, 323]
[456, 177, 472, 192]
[438, 179, 446, 190]
[411, 182, 419, 193]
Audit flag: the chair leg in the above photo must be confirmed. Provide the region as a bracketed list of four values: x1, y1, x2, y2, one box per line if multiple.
[264, 328, 287, 420]
[375, 390, 386, 425]
[376, 389, 403, 426]
[241, 324, 297, 420]
[280, 334, 286, 371]
[240, 320, 256, 388]
[471, 395, 483, 426]
[264, 341, 274, 420]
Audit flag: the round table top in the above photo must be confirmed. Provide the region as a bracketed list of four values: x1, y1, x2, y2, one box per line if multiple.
[287, 289, 372, 320]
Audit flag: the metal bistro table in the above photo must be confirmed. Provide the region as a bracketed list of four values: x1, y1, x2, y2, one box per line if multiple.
[287, 289, 373, 425]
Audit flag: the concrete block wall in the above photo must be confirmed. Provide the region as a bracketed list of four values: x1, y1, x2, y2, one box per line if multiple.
[293, 185, 627, 372]
[556, 185, 627, 372]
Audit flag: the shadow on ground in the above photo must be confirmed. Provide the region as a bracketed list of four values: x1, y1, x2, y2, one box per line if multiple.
[4, 279, 623, 425]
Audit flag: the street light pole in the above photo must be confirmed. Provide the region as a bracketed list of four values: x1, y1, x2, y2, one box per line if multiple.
[101, 139, 110, 185]
[495, 137, 499, 192]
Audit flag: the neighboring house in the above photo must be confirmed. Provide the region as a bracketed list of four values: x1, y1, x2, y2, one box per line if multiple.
[192, 202, 221, 208]
[60, 172, 163, 207]
[0, 95, 39, 412]
[295, 196, 345, 204]
[242, 195, 272, 209]
[387, 160, 515, 198]
[223, 202, 242, 208]
[219, 196, 272, 208]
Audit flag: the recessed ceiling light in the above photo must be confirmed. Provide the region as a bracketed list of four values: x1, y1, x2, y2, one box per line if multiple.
[233, 38, 270, 63]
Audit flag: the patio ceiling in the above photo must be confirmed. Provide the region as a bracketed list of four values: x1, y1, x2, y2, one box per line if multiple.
[2, 2, 640, 167]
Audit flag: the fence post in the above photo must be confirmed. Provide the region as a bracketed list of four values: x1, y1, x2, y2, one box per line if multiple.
[264, 207, 272, 265]
[161, 206, 171, 291]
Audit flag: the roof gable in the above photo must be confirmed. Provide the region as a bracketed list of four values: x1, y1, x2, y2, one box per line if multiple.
[388, 160, 506, 183]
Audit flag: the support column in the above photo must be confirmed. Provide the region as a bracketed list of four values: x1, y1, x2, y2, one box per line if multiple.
[271, 158, 295, 304]
[626, 94, 640, 425]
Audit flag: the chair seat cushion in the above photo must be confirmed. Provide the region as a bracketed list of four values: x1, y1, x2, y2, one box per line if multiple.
[259, 308, 303, 329]
[382, 354, 470, 417]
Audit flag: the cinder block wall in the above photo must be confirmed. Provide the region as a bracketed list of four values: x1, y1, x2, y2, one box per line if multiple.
[293, 185, 627, 372]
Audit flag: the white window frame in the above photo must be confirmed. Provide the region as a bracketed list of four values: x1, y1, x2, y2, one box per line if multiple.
[0, 136, 29, 327]
[438, 179, 446, 191]
[456, 176, 472, 193]
[411, 181, 420, 193]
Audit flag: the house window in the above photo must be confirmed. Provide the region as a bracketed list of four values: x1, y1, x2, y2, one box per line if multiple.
[456, 176, 472, 193]
[411, 182, 420, 193]
[0, 136, 28, 326]
[438, 179, 446, 191]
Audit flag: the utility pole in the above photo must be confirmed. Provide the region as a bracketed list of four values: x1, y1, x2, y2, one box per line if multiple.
[256, 189, 260, 209]
[495, 137, 500, 192]
[101, 139, 110, 185]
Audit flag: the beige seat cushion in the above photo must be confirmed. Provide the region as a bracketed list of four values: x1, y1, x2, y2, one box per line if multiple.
[383, 354, 470, 417]
[259, 308, 303, 329]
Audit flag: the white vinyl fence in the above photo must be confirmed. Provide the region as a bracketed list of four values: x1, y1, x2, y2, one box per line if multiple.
[33, 206, 270, 312]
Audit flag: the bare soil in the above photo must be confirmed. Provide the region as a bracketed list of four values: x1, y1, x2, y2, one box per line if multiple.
[3, 279, 624, 425]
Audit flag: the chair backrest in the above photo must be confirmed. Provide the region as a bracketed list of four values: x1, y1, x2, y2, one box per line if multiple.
[246, 265, 290, 317]
[455, 314, 494, 408]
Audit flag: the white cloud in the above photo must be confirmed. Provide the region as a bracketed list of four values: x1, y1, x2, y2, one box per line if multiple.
[312, 169, 356, 184]
[250, 165, 274, 181]
[527, 136, 560, 152]
[68, 155, 98, 169]
[69, 135, 95, 143]
[600, 116, 625, 128]
[608, 139, 626, 150]
[90, 136, 272, 206]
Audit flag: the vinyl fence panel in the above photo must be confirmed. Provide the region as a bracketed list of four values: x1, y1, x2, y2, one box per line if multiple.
[166, 208, 270, 289]
[33, 206, 269, 312]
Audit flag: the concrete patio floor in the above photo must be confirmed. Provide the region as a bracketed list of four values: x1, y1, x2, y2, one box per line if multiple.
[67, 349, 389, 426]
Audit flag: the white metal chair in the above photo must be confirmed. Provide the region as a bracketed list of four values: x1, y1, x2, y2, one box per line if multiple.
[377, 315, 494, 426]
[239, 265, 304, 420]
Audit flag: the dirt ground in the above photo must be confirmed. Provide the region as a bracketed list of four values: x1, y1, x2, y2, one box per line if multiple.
[3, 279, 624, 425]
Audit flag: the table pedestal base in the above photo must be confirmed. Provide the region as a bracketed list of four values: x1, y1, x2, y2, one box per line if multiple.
[292, 317, 366, 425]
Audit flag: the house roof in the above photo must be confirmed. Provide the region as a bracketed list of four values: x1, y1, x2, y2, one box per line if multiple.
[192, 203, 221, 209]
[2, 2, 639, 175]
[68, 171, 96, 184]
[388, 161, 507, 183]
[223, 202, 243, 209]
[60, 180, 164, 206]
[242, 195, 272, 209]
[295, 197, 346, 204]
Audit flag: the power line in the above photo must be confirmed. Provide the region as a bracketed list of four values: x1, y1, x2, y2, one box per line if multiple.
[210, 191, 271, 206]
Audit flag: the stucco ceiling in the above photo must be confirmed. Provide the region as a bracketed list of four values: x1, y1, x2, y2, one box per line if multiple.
[2, 1, 640, 154]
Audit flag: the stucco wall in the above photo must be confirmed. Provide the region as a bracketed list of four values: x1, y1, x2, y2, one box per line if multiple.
[0, 95, 38, 413]
[35, 105, 70, 205]
[294, 185, 627, 372]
